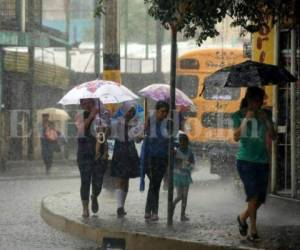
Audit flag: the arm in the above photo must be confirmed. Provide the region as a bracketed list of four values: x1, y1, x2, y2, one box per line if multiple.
[187, 152, 195, 171]
[233, 111, 254, 142]
[233, 118, 249, 142]
[258, 109, 276, 140]
[83, 109, 98, 129]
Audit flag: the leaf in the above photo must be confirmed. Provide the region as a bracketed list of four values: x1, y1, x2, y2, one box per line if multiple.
[144, 0, 294, 45]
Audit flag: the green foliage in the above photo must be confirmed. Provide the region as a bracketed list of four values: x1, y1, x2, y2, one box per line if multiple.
[95, 0, 105, 17]
[228, 0, 293, 33]
[144, 0, 294, 45]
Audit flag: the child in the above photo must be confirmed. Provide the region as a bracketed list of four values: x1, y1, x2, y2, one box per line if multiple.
[172, 133, 195, 221]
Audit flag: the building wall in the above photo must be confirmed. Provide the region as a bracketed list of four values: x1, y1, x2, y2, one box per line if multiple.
[2, 52, 70, 160]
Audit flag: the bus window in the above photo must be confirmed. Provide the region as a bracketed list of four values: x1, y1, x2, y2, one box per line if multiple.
[180, 59, 200, 69]
[204, 86, 240, 100]
[176, 75, 199, 98]
[202, 112, 233, 128]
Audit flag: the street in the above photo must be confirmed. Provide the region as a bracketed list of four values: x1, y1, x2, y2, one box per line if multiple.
[1, 161, 300, 250]
[0, 177, 99, 250]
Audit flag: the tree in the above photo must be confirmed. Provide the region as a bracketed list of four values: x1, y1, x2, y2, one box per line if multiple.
[144, 0, 294, 45]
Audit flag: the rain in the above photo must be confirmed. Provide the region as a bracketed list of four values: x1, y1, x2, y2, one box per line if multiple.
[0, 0, 300, 250]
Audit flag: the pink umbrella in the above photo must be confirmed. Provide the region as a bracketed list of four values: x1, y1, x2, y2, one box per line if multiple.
[138, 83, 194, 107]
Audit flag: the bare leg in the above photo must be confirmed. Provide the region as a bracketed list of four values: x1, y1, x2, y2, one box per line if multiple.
[81, 200, 89, 217]
[172, 187, 183, 215]
[120, 178, 129, 208]
[247, 198, 259, 234]
[240, 200, 261, 223]
[181, 186, 189, 221]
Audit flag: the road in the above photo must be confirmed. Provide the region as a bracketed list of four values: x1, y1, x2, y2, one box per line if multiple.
[0, 177, 99, 250]
[1, 161, 300, 250]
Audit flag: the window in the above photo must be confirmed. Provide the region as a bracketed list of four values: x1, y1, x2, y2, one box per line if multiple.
[176, 75, 199, 99]
[179, 59, 200, 70]
[202, 112, 233, 128]
[204, 86, 240, 100]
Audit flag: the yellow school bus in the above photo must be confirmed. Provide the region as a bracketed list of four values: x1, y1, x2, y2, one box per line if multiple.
[177, 48, 248, 176]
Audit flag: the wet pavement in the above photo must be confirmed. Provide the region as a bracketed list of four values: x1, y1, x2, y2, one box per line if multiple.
[0, 160, 79, 181]
[2, 159, 300, 249]
[42, 177, 300, 250]
[0, 171, 99, 249]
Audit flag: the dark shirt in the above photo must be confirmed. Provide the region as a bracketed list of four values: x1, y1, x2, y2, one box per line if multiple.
[77, 111, 97, 162]
[145, 118, 169, 159]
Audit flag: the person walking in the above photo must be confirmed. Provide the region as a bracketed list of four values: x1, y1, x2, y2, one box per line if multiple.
[40, 114, 50, 173]
[110, 101, 141, 217]
[41, 118, 58, 174]
[142, 101, 169, 221]
[75, 98, 108, 218]
[232, 87, 276, 242]
[172, 133, 194, 221]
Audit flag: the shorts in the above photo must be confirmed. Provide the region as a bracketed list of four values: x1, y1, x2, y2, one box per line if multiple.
[237, 160, 269, 203]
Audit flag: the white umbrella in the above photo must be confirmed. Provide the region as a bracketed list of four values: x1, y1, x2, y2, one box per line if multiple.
[58, 79, 139, 105]
[37, 108, 70, 121]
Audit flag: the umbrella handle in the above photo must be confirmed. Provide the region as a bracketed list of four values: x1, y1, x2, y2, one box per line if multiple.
[97, 131, 106, 144]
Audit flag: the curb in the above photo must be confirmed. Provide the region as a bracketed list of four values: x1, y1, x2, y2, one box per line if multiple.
[269, 194, 300, 203]
[41, 195, 259, 250]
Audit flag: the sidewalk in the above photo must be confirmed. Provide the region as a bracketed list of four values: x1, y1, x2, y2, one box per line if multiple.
[0, 157, 219, 182]
[41, 179, 300, 250]
[0, 159, 79, 181]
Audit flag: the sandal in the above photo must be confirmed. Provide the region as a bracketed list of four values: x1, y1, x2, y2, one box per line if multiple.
[247, 233, 261, 242]
[91, 195, 99, 214]
[150, 214, 159, 221]
[144, 213, 151, 220]
[180, 215, 190, 221]
[117, 207, 127, 217]
[237, 215, 248, 236]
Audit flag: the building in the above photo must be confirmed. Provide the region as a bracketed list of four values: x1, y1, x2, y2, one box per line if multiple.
[251, 3, 300, 199]
[0, 0, 70, 164]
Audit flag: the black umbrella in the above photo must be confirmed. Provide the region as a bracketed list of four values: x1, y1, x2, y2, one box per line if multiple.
[204, 60, 297, 88]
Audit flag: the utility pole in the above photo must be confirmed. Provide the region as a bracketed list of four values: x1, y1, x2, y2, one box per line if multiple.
[94, 0, 101, 77]
[16, 0, 26, 32]
[0, 47, 7, 170]
[65, 0, 71, 70]
[167, 24, 177, 226]
[156, 21, 163, 74]
[28, 0, 34, 160]
[103, 0, 120, 83]
[145, 10, 149, 59]
[124, 0, 129, 72]
[0, 48, 3, 112]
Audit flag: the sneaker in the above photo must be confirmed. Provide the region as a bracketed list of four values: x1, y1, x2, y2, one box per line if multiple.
[150, 214, 159, 221]
[247, 233, 261, 242]
[117, 207, 127, 217]
[91, 195, 99, 213]
[180, 215, 190, 221]
[237, 215, 248, 236]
